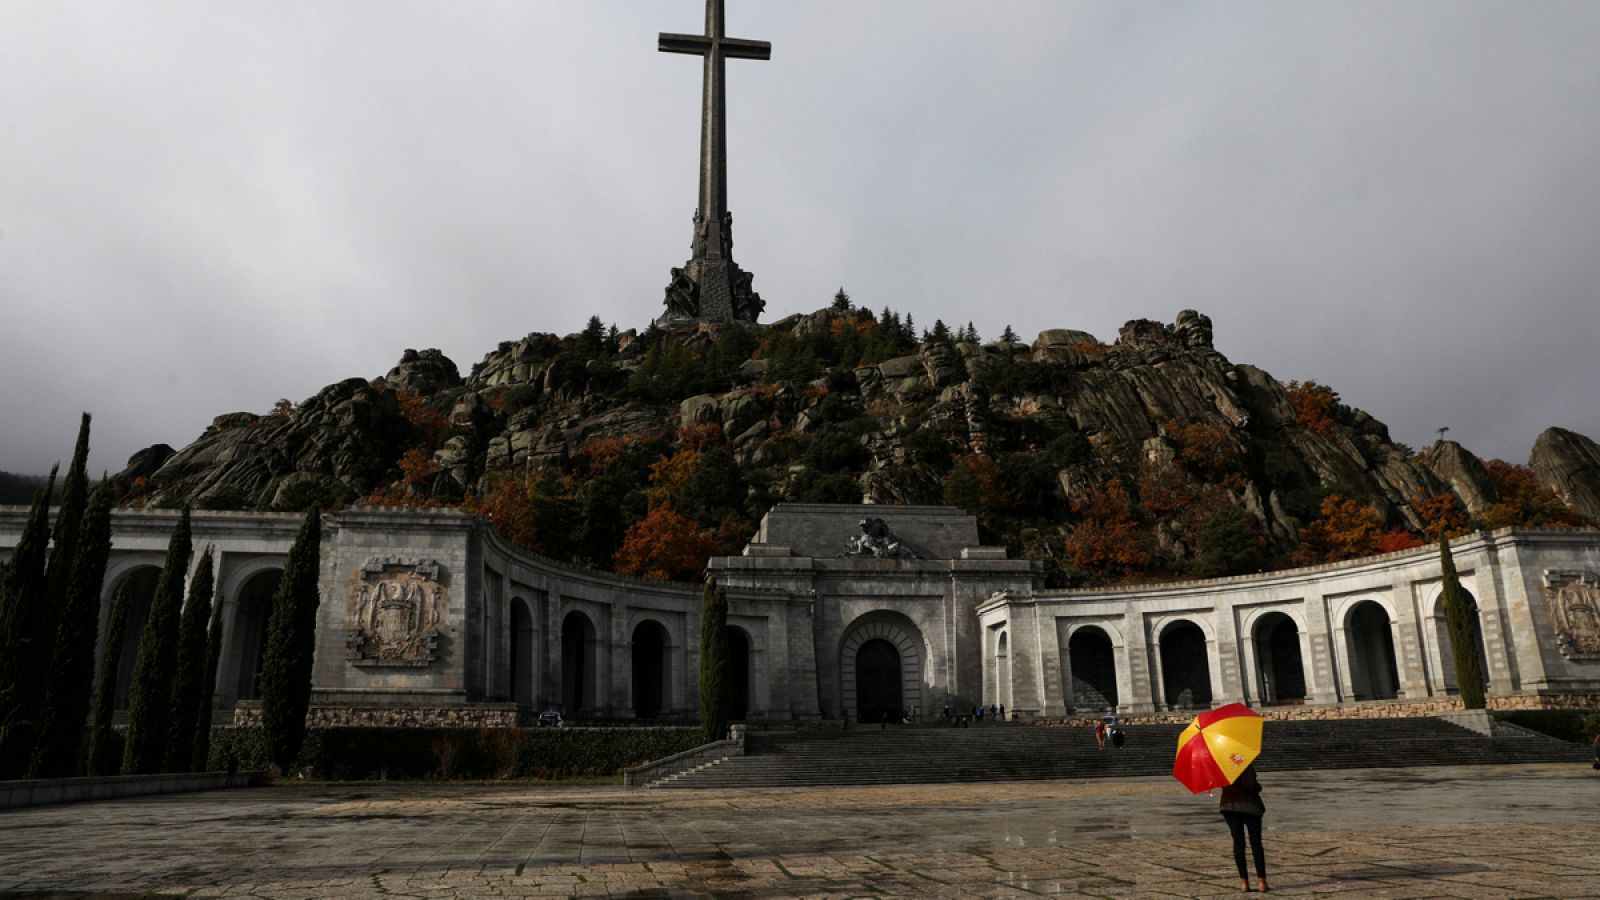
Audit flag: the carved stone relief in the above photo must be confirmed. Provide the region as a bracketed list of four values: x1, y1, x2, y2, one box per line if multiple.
[1541, 570, 1600, 660]
[347, 557, 447, 667]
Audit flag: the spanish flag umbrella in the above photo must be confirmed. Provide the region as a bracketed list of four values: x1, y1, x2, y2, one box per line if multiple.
[1172, 702, 1263, 794]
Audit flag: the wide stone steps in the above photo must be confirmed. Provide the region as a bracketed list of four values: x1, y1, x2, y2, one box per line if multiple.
[656, 717, 1591, 789]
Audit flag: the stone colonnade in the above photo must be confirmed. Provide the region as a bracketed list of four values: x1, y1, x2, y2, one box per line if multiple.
[979, 528, 1600, 716]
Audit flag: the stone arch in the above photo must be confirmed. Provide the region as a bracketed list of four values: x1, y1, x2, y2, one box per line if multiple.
[1427, 588, 1490, 697]
[1346, 599, 1400, 700]
[561, 609, 600, 716]
[1066, 624, 1119, 712]
[510, 596, 536, 709]
[994, 630, 1011, 713]
[104, 565, 161, 711]
[1158, 619, 1212, 710]
[630, 619, 671, 720]
[230, 568, 283, 703]
[839, 612, 925, 725]
[727, 625, 752, 720]
[1252, 611, 1307, 705]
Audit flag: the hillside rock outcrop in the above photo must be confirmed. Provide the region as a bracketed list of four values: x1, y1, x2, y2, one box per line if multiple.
[1531, 427, 1600, 524]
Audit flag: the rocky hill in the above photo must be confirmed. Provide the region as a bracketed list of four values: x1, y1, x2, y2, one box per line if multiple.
[112, 306, 1598, 585]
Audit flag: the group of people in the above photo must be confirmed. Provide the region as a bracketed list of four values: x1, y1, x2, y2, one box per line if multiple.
[938, 704, 1006, 727]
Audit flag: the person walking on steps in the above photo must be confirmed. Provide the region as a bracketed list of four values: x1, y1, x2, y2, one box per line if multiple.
[1094, 718, 1107, 750]
[1219, 764, 1268, 892]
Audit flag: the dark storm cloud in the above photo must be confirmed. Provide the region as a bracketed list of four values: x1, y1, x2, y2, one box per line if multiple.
[2, 1, 1597, 476]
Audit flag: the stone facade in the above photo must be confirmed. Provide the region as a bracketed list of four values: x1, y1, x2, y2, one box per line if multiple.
[2, 505, 1597, 728]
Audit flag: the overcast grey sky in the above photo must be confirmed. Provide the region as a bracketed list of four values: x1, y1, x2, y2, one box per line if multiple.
[3, 1, 1598, 478]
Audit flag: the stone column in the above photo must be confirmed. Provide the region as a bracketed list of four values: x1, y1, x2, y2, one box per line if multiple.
[1211, 612, 1244, 706]
[1302, 597, 1339, 705]
[1122, 610, 1155, 713]
[1389, 590, 1429, 699]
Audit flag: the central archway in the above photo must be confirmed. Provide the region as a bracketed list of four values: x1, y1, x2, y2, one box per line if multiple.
[855, 639, 903, 725]
[838, 612, 924, 724]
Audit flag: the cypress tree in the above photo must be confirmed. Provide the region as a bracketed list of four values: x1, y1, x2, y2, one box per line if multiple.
[30, 480, 115, 778]
[698, 577, 731, 743]
[88, 578, 138, 776]
[258, 507, 323, 773]
[1439, 533, 1487, 709]
[43, 414, 93, 647]
[165, 546, 215, 772]
[191, 587, 226, 771]
[122, 509, 193, 774]
[0, 466, 57, 779]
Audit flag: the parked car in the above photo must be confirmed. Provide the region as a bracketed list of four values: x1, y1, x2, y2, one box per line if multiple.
[537, 707, 563, 727]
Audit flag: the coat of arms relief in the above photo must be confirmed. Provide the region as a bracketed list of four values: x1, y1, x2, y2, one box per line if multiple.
[346, 557, 447, 667]
[1541, 570, 1600, 660]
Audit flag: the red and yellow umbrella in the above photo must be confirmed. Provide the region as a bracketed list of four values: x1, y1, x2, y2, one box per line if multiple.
[1172, 702, 1263, 794]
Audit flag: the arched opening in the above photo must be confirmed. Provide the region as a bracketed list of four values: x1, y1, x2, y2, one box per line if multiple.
[1347, 601, 1399, 700]
[231, 569, 282, 702]
[855, 639, 903, 725]
[838, 612, 924, 723]
[1253, 612, 1307, 705]
[1067, 626, 1118, 712]
[727, 626, 751, 720]
[1432, 589, 1490, 696]
[110, 567, 161, 710]
[995, 631, 1011, 712]
[630, 620, 669, 720]
[1159, 621, 1212, 710]
[510, 597, 535, 709]
[561, 611, 597, 716]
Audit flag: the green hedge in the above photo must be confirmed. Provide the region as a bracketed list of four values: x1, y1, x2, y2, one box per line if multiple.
[1493, 710, 1600, 744]
[206, 726, 704, 780]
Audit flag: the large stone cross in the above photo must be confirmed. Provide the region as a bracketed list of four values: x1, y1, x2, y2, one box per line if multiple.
[658, 0, 769, 324]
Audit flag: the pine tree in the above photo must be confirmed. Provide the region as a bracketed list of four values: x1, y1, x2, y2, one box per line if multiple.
[698, 577, 731, 743]
[0, 467, 57, 778]
[30, 480, 114, 778]
[259, 507, 323, 773]
[832, 288, 851, 312]
[165, 546, 215, 772]
[1439, 533, 1487, 709]
[88, 578, 138, 776]
[1001, 325, 1019, 344]
[191, 587, 226, 771]
[122, 509, 193, 774]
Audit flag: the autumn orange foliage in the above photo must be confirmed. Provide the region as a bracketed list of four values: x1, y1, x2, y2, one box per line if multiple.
[1296, 494, 1382, 563]
[1285, 380, 1340, 436]
[1374, 529, 1424, 554]
[613, 504, 720, 581]
[463, 475, 537, 551]
[395, 390, 451, 447]
[1163, 419, 1242, 480]
[1065, 478, 1151, 574]
[1477, 459, 1585, 530]
[398, 447, 442, 487]
[1411, 491, 1467, 538]
[677, 422, 727, 451]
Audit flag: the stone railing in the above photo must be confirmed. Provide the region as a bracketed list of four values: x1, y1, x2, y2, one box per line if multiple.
[1036, 694, 1600, 728]
[1, 770, 263, 810]
[623, 726, 745, 787]
[232, 702, 519, 728]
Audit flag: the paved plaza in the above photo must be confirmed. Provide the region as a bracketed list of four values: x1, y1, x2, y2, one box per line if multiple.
[2, 763, 1598, 898]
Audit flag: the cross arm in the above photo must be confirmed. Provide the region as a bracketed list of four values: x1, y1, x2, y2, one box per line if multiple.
[721, 37, 771, 60]
[660, 32, 713, 55]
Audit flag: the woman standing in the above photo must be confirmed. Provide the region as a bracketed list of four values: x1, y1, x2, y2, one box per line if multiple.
[1219, 764, 1268, 892]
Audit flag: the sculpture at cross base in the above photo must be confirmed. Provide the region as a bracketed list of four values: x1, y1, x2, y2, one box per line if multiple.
[656, 0, 768, 325]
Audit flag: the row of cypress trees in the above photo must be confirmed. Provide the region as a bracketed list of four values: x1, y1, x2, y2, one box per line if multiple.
[0, 416, 254, 778]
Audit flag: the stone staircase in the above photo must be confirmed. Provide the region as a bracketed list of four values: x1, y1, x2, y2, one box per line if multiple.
[653, 717, 1591, 789]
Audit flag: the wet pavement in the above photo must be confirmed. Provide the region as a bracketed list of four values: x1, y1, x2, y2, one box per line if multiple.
[1, 763, 1598, 897]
